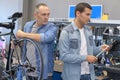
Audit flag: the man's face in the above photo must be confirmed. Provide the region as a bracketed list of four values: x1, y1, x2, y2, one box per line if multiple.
[35, 6, 50, 25]
[77, 8, 91, 25]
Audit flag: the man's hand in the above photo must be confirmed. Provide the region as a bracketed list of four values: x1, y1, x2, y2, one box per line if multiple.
[86, 55, 97, 63]
[101, 44, 110, 52]
[16, 30, 25, 38]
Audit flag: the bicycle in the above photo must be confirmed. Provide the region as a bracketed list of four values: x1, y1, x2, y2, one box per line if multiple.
[0, 12, 43, 80]
[0, 36, 7, 68]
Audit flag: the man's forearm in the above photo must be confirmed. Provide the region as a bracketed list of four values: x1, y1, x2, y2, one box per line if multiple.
[23, 32, 40, 42]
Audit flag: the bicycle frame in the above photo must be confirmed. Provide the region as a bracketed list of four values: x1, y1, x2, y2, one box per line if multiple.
[0, 12, 22, 79]
[0, 38, 7, 67]
[0, 12, 44, 80]
[0, 23, 16, 71]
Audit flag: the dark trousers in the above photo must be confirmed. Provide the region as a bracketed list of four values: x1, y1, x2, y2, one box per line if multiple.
[28, 76, 52, 80]
[44, 76, 52, 80]
[80, 74, 91, 80]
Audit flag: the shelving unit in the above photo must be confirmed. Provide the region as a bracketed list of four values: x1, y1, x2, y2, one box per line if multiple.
[88, 19, 120, 27]
[49, 18, 120, 26]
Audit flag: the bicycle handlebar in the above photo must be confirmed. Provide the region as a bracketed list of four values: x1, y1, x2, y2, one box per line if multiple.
[0, 12, 22, 29]
[0, 22, 15, 29]
[8, 12, 22, 19]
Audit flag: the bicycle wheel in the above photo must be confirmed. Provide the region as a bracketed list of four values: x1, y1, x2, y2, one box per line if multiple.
[8, 38, 43, 80]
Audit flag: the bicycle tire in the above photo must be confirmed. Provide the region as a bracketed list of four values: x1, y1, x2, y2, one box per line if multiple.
[8, 38, 43, 80]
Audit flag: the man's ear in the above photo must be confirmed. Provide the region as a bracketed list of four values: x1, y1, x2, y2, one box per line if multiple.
[34, 12, 37, 18]
[76, 11, 81, 17]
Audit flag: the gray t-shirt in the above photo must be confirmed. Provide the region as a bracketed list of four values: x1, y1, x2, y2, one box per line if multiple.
[26, 25, 40, 76]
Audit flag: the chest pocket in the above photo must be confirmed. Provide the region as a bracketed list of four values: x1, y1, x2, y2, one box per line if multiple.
[70, 39, 78, 49]
[89, 36, 93, 46]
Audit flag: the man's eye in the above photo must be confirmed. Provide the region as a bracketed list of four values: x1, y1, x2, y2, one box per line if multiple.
[41, 14, 49, 16]
[42, 14, 46, 16]
[87, 13, 91, 16]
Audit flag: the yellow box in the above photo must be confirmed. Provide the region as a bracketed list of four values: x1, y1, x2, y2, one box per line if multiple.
[102, 13, 109, 20]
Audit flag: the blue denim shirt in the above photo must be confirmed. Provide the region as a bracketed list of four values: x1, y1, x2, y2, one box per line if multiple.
[59, 22, 101, 80]
[23, 20, 57, 79]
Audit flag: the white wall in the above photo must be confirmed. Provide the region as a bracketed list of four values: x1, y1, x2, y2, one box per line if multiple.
[28, 0, 120, 20]
[0, 0, 23, 22]
[0, 0, 23, 46]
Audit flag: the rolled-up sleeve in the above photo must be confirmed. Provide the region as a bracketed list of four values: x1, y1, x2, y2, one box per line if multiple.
[40, 33, 45, 42]
[40, 24, 57, 43]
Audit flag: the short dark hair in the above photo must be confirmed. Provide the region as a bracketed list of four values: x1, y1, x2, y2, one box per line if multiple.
[75, 2, 92, 17]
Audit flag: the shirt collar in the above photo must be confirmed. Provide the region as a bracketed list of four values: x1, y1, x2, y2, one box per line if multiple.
[71, 21, 79, 31]
[72, 21, 87, 31]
